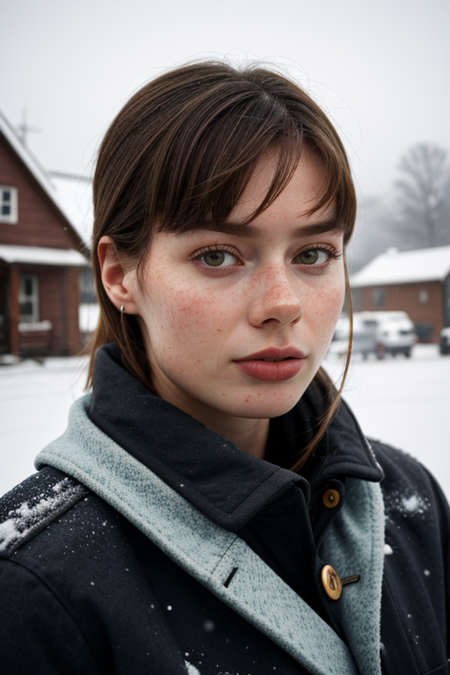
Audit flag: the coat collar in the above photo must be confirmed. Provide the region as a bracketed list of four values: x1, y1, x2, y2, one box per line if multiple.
[88, 344, 382, 531]
[35, 397, 364, 675]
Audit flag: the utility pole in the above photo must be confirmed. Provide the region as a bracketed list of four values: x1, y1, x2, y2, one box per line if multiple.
[16, 106, 42, 146]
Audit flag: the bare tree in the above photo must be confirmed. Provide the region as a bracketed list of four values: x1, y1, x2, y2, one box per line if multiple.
[395, 143, 450, 247]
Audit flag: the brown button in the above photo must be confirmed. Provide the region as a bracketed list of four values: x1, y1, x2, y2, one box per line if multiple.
[321, 565, 342, 600]
[323, 489, 340, 508]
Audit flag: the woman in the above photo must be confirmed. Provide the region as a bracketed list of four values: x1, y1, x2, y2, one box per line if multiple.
[0, 62, 448, 675]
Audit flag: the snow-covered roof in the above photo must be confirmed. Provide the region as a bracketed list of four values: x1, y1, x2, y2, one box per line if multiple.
[50, 173, 93, 246]
[350, 245, 450, 287]
[0, 110, 87, 247]
[0, 244, 88, 267]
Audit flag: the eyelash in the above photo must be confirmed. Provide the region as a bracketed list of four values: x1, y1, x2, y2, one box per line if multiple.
[190, 244, 241, 271]
[191, 243, 343, 272]
[293, 245, 343, 266]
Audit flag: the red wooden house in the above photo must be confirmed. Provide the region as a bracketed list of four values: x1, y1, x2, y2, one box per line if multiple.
[350, 246, 450, 342]
[0, 110, 89, 357]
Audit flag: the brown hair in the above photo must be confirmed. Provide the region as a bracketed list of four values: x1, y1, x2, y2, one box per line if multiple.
[87, 60, 356, 470]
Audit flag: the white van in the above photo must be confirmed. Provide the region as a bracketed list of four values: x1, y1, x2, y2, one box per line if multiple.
[327, 311, 415, 360]
[327, 314, 377, 360]
[357, 311, 416, 358]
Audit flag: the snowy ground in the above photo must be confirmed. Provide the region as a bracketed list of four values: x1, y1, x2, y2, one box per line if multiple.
[1, 345, 449, 500]
[0, 356, 88, 496]
[325, 344, 450, 499]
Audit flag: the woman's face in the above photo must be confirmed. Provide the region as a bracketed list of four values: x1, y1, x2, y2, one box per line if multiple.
[130, 148, 345, 428]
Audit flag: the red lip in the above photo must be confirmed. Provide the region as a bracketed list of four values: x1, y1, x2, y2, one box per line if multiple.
[234, 347, 306, 382]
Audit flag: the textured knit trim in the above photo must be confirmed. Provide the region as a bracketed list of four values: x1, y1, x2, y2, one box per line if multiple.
[320, 477, 385, 675]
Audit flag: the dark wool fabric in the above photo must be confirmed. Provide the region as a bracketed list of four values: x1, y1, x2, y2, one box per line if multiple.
[0, 344, 449, 674]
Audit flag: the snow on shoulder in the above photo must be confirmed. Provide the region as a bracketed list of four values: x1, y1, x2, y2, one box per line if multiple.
[0, 474, 88, 555]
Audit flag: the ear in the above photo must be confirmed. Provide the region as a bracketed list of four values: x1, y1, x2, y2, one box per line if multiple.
[97, 236, 139, 314]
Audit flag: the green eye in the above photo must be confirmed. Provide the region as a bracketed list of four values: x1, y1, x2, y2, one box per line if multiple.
[295, 249, 329, 265]
[196, 249, 237, 267]
[299, 250, 319, 264]
[203, 251, 226, 266]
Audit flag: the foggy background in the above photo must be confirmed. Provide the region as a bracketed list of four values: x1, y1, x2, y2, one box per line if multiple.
[2, 0, 450, 264]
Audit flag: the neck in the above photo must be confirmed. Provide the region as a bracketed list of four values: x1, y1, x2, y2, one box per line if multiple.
[203, 416, 270, 459]
[154, 381, 270, 458]
[182, 400, 270, 459]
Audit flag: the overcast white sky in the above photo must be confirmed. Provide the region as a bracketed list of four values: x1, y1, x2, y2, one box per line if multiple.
[1, 0, 449, 200]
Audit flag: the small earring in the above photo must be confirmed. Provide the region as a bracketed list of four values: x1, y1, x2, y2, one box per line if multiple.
[120, 305, 125, 313]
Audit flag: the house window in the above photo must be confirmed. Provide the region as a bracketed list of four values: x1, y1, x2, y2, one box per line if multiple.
[0, 186, 18, 224]
[19, 274, 39, 323]
[418, 289, 429, 304]
[372, 288, 385, 307]
[80, 266, 97, 304]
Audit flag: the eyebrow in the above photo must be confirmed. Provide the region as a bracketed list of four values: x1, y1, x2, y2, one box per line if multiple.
[182, 219, 345, 239]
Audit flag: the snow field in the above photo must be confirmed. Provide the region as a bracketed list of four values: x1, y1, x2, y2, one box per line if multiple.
[0, 345, 449, 499]
[0, 356, 88, 495]
[325, 344, 450, 498]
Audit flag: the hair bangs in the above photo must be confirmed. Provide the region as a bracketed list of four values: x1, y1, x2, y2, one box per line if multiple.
[151, 91, 304, 236]
[147, 92, 355, 242]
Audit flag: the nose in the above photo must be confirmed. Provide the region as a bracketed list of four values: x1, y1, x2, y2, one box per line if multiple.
[247, 264, 303, 328]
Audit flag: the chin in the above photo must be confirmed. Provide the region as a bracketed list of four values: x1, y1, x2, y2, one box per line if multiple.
[222, 389, 306, 420]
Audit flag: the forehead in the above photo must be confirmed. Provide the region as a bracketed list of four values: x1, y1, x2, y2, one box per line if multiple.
[230, 147, 332, 225]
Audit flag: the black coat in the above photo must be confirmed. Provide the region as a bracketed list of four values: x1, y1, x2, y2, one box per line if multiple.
[0, 345, 449, 674]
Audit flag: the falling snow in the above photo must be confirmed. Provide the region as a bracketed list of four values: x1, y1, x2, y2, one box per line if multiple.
[402, 495, 423, 513]
[383, 489, 430, 521]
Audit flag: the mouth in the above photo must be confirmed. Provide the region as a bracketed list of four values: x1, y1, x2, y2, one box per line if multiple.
[234, 348, 306, 382]
[255, 357, 294, 362]
[235, 347, 305, 362]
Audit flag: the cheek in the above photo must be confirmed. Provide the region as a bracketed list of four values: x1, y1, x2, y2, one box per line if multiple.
[304, 278, 345, 339]
[145, 282, 235, 349]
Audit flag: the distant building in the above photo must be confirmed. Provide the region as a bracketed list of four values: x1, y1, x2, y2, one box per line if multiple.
[0, 110, 89, 357]
[350, 246, 450, 342]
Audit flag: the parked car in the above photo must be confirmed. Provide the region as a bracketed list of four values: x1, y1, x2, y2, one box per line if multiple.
[327, 316, 351, 360]
[359, 311, 416, 359]
[440, 327, 450, 355]
[327, 315, 377, 360]
[328, 311, 415, 360]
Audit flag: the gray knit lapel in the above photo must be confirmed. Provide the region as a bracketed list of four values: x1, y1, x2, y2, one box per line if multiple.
[36, 395, 358, 675]
[319, 477, 385, 675]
